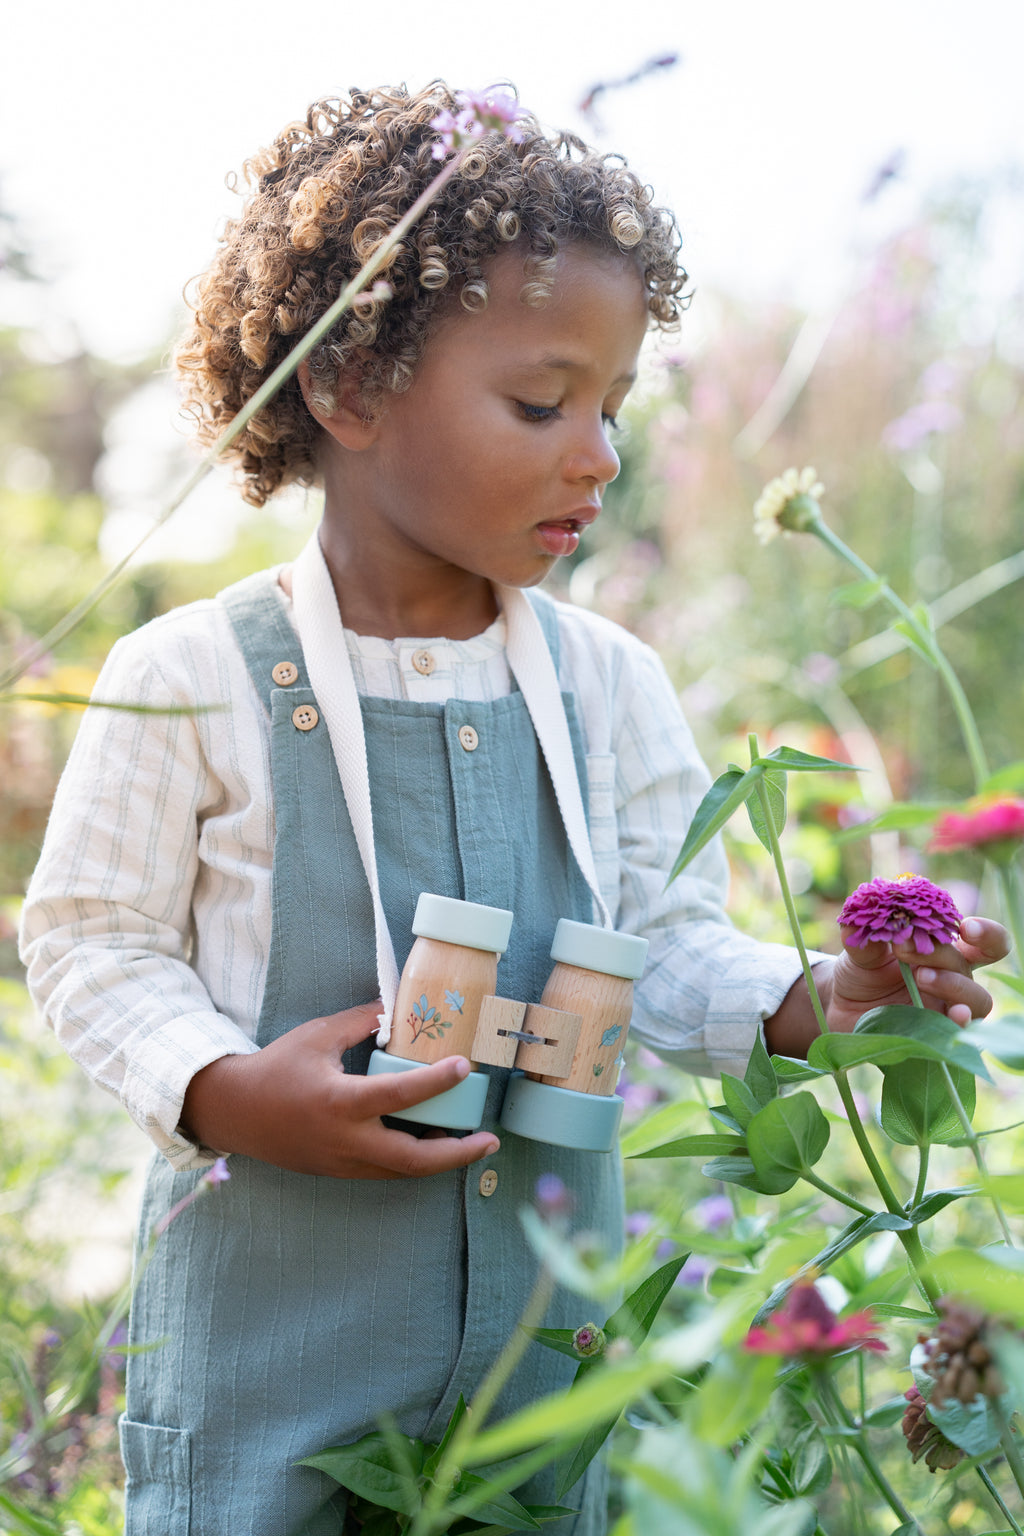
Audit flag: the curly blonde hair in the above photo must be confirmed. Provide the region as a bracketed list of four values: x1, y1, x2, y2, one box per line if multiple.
[176, 83, 688, 506]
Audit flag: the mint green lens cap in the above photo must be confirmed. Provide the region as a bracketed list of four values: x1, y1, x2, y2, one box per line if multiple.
[499, 1073, 623, 1153]
[549, 919, 648, 980]
[367, 1048, 489, 1130]
[412, 893, 513, 954]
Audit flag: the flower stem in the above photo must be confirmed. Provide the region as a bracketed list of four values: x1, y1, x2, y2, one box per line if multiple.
[747, 733, 828, 1032]
[0, 151, 468, 693]
[817, 1375, 923, 1533]
[898, 961, 1016, 1248]
[799, 1168, 875, 1218]
[809, 521, 990, 791]
[996, 863, 1024, 978]
[912, 1144, 930, 1209]
[977, 1464, 1024, 1536]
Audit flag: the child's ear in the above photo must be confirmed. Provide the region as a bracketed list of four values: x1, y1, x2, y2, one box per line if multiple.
[297, 362, 379, 451]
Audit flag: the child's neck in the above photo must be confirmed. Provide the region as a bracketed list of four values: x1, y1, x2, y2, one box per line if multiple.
[313, 521, 500, 641]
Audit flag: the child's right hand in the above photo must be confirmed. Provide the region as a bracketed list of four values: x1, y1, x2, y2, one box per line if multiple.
[179, 1002, 500, 1178]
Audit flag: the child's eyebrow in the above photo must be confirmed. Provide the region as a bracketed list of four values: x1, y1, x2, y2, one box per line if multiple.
[514, 356, 638, 387]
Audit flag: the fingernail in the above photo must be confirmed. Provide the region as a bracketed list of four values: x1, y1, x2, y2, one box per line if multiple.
[451, 1056, 470, 1080]
[962, 919, 981, 942]
[918, 968, 936, 985]
[485, 1139, 500, 1155]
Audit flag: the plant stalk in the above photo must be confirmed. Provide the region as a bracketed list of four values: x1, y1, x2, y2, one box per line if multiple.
[977, 1464, 1024, 1536]
[817, 1375, 923, 1534]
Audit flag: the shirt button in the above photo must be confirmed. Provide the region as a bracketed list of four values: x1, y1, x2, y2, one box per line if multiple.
[478, 1169, 498, 1197]
[272, 661, 299, 686]
[292, 704, 319, 731]
[412, 649, 436, 676]
[458, 725, 479, 752]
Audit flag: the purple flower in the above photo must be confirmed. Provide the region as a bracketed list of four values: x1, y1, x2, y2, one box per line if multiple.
[678, 1253, 712, 1286]
[204, 1156, 231, 1186]
[430, 89, 526, 159]
[694, 1195, 733, 1232]
[535, 1174, 573, 1217]
[882, 399, 962, 453]
[625, 1211, 655, 1238]
[837, 874, 962, 955]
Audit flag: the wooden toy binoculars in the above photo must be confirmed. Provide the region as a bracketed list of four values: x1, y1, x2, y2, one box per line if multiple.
[366, 893, 648, 1152]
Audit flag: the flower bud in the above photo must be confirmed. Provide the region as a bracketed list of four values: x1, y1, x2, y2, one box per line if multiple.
[572, 1323, 606, 1358]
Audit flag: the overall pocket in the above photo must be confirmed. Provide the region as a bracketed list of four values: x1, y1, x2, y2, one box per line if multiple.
[120, 1417, 191, 1535]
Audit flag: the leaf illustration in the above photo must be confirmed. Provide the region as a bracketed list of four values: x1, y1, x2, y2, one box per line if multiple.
[593, 1063, 604, 1077]
[600, 1025, 622, 1048]
[444, 989, 465, 1014]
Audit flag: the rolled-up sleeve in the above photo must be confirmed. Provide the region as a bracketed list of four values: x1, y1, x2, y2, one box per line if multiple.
[19, 626, 260, 1170]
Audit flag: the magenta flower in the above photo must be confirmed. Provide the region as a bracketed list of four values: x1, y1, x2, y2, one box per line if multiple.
[430, 89, 526, 159]
[837, 874, 962, 954]
[929, 796, 1024, 859]
[744, 1281, 886, 1359]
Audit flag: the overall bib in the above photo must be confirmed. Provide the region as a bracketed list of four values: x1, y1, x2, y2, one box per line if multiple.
[121, 572, 624, 1535]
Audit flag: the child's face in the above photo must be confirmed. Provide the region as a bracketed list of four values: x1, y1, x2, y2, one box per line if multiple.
[339, 242, 649, 592]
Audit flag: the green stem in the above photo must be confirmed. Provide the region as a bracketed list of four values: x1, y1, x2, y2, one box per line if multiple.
[833, 1068, 938, 1305]
[0, 150, 468, 694]
[747, 733, 828, 1032]
[411, 1262, 556, 1536]
[898, 961, 1016, 1248]
[912, 1144, 930, 1209]
[977, 1464, 1024, 1536]
[809, 521, 990, 791]
[799, 1168, 875, 1218]
[997, 1407, 1024, 1509]
[996, 862, 1024, 978]
[817, 1375, 923, 1533]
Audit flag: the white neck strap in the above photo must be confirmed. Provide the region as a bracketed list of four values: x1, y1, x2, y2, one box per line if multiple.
[291, 532, 610, 1042]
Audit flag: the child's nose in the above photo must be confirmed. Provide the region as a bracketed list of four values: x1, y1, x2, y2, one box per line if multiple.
[568, 419, 621, 486]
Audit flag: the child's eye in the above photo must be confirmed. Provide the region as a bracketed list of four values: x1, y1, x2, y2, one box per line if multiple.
[515, 401, 561, 423]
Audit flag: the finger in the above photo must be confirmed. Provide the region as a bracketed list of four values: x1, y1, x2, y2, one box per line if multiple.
[915, 964, 994, 1021]
[305, 1001, 384, 1056]
[360, 1125, 502, 1179]
[958, 917, 1012, 967]
[357, 1054, 477, 1118]
[841, 935, 898, 973]
[893, 939, 970, 978]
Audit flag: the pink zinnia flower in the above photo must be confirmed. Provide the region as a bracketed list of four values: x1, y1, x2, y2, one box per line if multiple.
[744, 1281, 886, 1358]
[929, 796, 1024, 857]
[430, 89, 526, 159]
[837, 874, 962, 955]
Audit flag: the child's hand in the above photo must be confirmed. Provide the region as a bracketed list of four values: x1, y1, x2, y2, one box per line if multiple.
[180, 1002, 500, 1178]
[826, 915, 1010, 1033]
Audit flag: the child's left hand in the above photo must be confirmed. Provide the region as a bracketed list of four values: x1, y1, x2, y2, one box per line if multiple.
[826, 915, 1010, 1032]
[764, 916, 1010, 1058]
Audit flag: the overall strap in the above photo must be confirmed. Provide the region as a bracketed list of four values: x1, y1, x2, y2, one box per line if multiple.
[219, 569, 309, 700]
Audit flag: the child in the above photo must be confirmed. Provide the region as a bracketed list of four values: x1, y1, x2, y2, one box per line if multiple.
[19, 84, 1005, 1535]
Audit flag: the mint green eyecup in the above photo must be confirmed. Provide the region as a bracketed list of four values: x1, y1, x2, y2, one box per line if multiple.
[367, 1048, 489, 1130]
[499, 1073, 623, 1153]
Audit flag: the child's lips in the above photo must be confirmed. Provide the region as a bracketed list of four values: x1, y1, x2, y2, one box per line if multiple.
[535, 507, 599, 557]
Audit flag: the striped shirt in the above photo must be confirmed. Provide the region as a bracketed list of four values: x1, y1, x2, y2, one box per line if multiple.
[20, 575, 810, 1170]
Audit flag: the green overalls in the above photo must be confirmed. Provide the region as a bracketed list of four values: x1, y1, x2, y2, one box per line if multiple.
[120, 572, 622, 1534]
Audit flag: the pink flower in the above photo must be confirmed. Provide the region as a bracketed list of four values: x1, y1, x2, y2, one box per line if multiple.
[929, 796, 1024, 856]
[430, 89, 526, 159]
[837, 874, 962, 955]
[744, 1281, 887, 1358]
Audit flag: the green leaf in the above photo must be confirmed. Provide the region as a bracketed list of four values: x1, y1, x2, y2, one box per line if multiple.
[527, 1327, 582, 1362]
[792, 1428, 832, 1496]
[606, 1254, 690, 1349]
[299, 1433, 425, 1514]
[771, 1055, 828, 1083]
[690, 1350, 778, 1446]
[746, 1093, 830, 1191]
[627, 1132, 747, 1161]
[830, 576, 888, 610]
[721, 1073, 762, 1131]
[451, 1472, 543, 1528]
[907, 1187, 978, 1221]
[618, 1097, 707, 1157]
[990, 972, 1024, 1001]
[701, 1154, 783, 1194]
[744, 1033, 779, 1105]
[862, 1398, 911, 1429]
[892, 614, 939, 668]
[668, 764, 762, 882]
[960, 1015, 1024, 1070]
[981, 760, 1024, 794]
[759, 745, 859, 773]
[746, 768, 787, 852]
[835, 801, 956, 840]
[808, 1006, 992, 1081]
[926, 1248, 1024, 1327]
[708, 1104, 745, 1133]
[423, 1394, 468, 1478]
[880, 1059, 976, 1146]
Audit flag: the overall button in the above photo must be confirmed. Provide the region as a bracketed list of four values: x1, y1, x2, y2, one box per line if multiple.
[272, 661, 299, 686]
[458, 725, 479, 752]
[478, 1168, 498, 1197]
[292, 704, 319, 732]
[412, 649, 436, 676]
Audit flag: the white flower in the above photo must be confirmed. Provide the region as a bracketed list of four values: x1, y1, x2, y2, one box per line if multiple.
[753, 466, 825, 545]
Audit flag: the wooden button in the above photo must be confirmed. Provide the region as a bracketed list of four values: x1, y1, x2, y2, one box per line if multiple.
[458, 725, 479, 752]
[292, 704, 319, 731]
[412, 649, 436, 676]
[272, 661, 299, 686]
[478, 1168, 498, 1197]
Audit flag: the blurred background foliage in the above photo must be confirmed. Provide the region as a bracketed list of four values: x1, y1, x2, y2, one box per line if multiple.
[1, 168, 1022, 1530]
